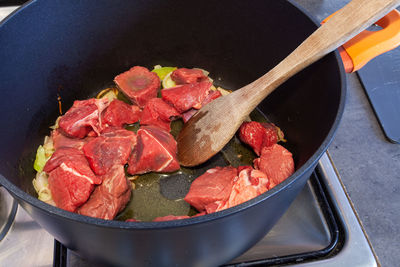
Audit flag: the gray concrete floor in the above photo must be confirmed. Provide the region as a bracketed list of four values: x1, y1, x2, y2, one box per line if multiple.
[293, 1, 400, 266]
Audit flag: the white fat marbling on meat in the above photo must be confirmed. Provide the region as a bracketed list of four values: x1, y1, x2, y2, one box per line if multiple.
[60, 163, 95, 184]
[141, 129, 173, 172]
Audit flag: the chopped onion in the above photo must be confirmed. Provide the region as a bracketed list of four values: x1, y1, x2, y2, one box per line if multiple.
[216, 87, 232, 96]
[43, 135, 55, 158]
[49, 116, 61, 130]
[152, 66, 177, 81]
[96, 87, 118, 101]
[162, 71, 177, 89]
[33, 146, 46, 172]
[38, 187, 53, 202]
[33, 172, 54, 205]
[33, 171, 49, 193]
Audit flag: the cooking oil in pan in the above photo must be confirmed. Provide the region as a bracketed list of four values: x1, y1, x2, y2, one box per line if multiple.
[116, 109, 267, 222]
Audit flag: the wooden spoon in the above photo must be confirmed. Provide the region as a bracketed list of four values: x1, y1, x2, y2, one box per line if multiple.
[177, 0, 400, 167]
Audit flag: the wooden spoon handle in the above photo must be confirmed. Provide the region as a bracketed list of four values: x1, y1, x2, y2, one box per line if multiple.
[240, 0, 400, 108]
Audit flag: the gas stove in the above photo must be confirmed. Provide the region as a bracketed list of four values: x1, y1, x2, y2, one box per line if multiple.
[0, 153, 378, 267]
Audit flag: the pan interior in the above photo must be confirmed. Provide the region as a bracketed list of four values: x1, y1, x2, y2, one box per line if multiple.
[117, 109, 268, 221]
[0, 0, 342, 221]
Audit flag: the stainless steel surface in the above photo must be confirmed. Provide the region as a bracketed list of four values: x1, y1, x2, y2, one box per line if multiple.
[234, 153, 378, 266]
[0, 191, 53, 266]
[231, 179, 332, 263]
[295, 153, 378, 266]
[0, 187, 17, 241]
[0, 5, 17, 20]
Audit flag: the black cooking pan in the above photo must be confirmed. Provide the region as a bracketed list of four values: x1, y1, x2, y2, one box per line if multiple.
[0, 0, 346, 266]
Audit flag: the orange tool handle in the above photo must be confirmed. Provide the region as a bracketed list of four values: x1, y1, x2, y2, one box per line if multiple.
[323, 9, 400, 72]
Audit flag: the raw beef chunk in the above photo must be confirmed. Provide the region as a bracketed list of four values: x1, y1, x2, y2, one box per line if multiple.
[83, 128, 137, 175]
[44, 147, 100, 212]
[101, 126, 136, 137]
[52, 130, 93, 150]
[126, 218, 139, 222]
[114, 66, 161, 108]
[43, 147, 101, 184]
[182, 89, 222, 123]
[170, 68, 208, 84]
[161, 81, 212, 113]
[58, 98, 109, 138]
[217, 167, 269, 212]
[102, 99, 141, 127]
[200, 88, 222, 104]
[78, 165, 131, 220]
[181, 109, 197, 124]
[254, 144, 294, 189]
[48, 165, 94, 212]
[151, 211, 207, 221]
[140, 98, 180, 131]
[153, 215, 190, 222]
[239, 121, 283, 156]
[127, 125, 180, 175]
[184, 167, 237, 213]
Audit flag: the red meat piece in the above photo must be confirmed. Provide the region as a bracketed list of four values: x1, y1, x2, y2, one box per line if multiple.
[58, 98, 109, 138]
[153, 215, 191, 222]
[114, 66, 161, 108]
[45, 147, 101, 212]
[217, 168, 269, 212]
[181, 109, 197, 124]
[254, 144, 295, 189]
[48, 163, 95, 212]
[170, 68, 208, 84]
[43, 147, 82, 173]
[43, 147, 101, 185]
[127, 125, 180, 175]
[161, 81, 212, 113]
[52, 130, 93, 150]
[140, 98, 180, 132]
[237, 165, 252, 173]
[152, 211, 207, 222]
[193, 211, 207, 217]
[126, 218, 139, 222]
[77, 165, 132, 220]
[182, 90, 222, 123]
[201, 89, 221, 105]
[102, 99, 141, 127]
[83, 128, 137, 175]
[184, 166, 237, 213]
[239, 121, 283, 156]
[101, 126, 136, 137]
